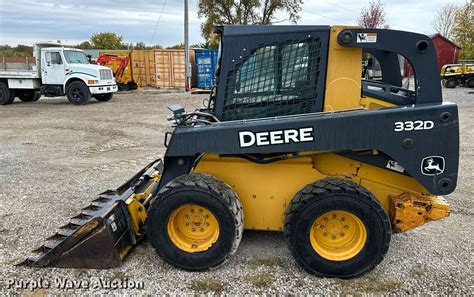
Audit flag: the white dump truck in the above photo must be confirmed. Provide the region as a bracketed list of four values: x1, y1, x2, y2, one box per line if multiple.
[0, 43, 118, 105]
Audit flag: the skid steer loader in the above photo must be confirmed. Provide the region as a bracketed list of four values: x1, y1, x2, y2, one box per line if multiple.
[22, 25, 459, 278]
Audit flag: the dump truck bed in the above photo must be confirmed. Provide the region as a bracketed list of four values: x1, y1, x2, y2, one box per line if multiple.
[0, 69, 40, 79]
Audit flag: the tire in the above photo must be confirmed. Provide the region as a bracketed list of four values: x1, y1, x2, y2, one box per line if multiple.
[18, 90, 41, 102]
[466, 78, 474, 88]
[146, 173, 244, 271]
[93, 93, 113, 101]
[442, 78, 458, 88]
[66, 81, 91, 105]
[127, 81, 138, 90]
[284, 178, 391, 278]
[0, 82, 15, 105]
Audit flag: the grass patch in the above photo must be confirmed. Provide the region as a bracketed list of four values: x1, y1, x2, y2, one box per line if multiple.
[190, 277, 226, 293]
[248, 273, 273, 289]
[336, 276, 402, 295]
[411, 263, 428, 277]
[248, 257, 285, 267]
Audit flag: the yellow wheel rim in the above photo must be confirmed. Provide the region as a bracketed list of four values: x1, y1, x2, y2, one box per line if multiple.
[167, 204, 219, 252]
[310, 210, 367, 261]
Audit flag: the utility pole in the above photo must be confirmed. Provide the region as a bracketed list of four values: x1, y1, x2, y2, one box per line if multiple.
[184, 0, 191, 91]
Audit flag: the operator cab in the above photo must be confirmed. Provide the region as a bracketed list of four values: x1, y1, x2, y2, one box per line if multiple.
[208, 26, 441, 121]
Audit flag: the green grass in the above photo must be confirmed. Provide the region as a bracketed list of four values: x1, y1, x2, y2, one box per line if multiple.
[248, 257, 285, 267]
[248, 273, 273, 289]
[336, 276, 402, 295]
[411, 263, 428, 277]
[190, 277, 226, 293]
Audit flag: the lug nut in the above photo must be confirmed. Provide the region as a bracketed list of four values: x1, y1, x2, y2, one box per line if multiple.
[192, 244, 197, 248]
[323, 232, 328, 236]
[341, 217, 345, 221]
[344, 225, 349, 229]
[199, 209, 203, 212]
[332, 214, 337, 218]
[332, 235, 336, 240]
[340, 233, 345, 237]
[191, 228, 195, 232]
[324, 217, 328, 221]
[200, 228, 204, 232]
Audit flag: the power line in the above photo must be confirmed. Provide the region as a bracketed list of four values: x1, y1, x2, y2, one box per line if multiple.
[318, 0, 422, 33]
[302, 9, 353, 25]
[150, 0, 168, 45]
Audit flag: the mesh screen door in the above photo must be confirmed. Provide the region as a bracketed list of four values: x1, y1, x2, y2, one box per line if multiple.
[220, 38, 324, 121]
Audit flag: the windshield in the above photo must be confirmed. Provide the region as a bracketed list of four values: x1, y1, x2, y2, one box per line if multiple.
[64, 51, 89, 64]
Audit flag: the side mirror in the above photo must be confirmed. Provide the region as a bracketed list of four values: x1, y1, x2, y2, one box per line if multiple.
[167, 104, 186, 123]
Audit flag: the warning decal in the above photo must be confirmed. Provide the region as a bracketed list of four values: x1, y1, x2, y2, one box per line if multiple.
[357, 33, 378, 43]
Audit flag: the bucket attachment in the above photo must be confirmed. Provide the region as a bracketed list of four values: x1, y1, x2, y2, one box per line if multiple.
[20, 159, 163, 269]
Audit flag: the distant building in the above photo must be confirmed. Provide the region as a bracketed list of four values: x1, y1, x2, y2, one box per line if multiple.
[431, 34, 462, 71]
[404, 34, 462, 77]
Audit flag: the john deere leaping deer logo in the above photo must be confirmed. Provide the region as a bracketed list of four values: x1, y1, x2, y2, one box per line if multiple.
[421, 156, 445, 176]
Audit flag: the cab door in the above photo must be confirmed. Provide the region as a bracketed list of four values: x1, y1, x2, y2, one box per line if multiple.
[42, 50, 65, 85]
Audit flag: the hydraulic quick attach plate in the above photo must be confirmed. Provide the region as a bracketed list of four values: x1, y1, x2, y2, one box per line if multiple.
[20, 159, 163, 269]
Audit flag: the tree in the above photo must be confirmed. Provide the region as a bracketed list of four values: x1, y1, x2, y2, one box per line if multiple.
[198, 0, 303, 47]
[0, 44, 33, 57]
[432, 3, 459, 40]
[358, 0, 389, 29]
[77, 41, 93, 49]
[133, 42, 147, 50]
[90, 32, 125, 49]
[453, 1, 473, 59]
[167, 43, 185, 49]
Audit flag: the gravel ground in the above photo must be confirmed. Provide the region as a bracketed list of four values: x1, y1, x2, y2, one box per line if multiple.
[0, 88, 473, 295]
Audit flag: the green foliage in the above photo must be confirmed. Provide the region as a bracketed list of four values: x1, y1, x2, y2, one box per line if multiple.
[77, 41, 93, 49]
[134, 41, 147, 50]
[190, 42, 213, 49]
[197, 0, 303, 47]
[190, 278, 226, 293]
[90, 32, 125, 49]
[0, 44, 33, 57]
[453, 1, 473, 59]
[167, 43, 185, 49]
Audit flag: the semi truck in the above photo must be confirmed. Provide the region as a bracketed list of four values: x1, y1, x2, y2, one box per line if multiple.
[0, 43, 118, 105]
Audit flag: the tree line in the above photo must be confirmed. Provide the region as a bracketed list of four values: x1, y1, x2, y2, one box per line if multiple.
[1, 0, 472, 58]
[0, 32, 210, 57]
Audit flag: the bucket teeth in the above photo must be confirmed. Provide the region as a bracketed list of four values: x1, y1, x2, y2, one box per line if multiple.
[21, 158, 162, 269]
[93, 197, 112, 203]
[71, 213, 93, 221]
[99, 190, 117, 197]
[18, 257, 38, 266]
[60, 222, 82, 230]
[82, 203, 102, 211]
[46, 231, 70, 241]
[33, 244, 54, 254]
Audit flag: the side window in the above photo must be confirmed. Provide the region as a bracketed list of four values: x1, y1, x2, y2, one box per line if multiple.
[51, 52, 62, 65]
[222, 39, 323, 121]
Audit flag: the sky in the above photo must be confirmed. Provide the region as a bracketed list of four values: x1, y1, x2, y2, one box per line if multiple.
[0, 0, 468, 47]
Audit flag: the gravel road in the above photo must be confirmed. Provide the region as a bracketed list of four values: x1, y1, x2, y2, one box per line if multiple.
[0, 88, 473, 295]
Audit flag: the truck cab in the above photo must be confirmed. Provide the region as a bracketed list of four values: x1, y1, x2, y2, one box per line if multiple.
[0, 42, 117, 105]
[39, 44, 118, 104]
